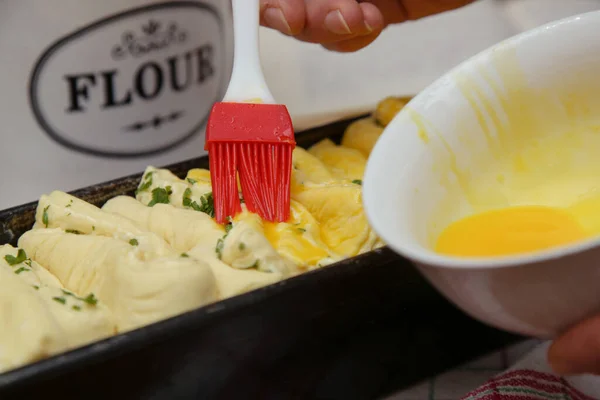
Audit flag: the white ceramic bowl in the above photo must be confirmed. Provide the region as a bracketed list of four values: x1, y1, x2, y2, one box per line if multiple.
[363, 10, 600, 339]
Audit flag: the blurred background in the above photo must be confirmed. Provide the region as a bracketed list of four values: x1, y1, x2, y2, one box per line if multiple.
[261, 0, 600, 129]
[1, 0, 599, 209]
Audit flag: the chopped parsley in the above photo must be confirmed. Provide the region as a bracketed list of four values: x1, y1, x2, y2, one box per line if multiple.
[297, 228, 306, 233]
[148, 186, 172, 207]
[83, 293, 98, 306]
[61, 290, 98, 306]
[14, 267, 29, 274]
[42, 205, 50, 227]
[66, 199, 73, 208]
[251, 260, 260, 269]
[53, 296, 66, 305]
[4, 249, 28, 266]
[92, 226, 96, 231]
[352, 179, 363, 185]
[129, 238, 139, 246]
[182, 188, 215, 218]
[215, 238, 225, 260]
[187, 178, 197, 184]
[72, 305, 82, 311]
[197, 192, 215, 217]
[225, 223, 233, 233]
[136, 172, 154, 195]
[32, 285, 39, 290]
[181, 253, 189, 258]
[182, 188, 193, 207]
[238, 242, 246, 251]
[65, 229, 82, 235]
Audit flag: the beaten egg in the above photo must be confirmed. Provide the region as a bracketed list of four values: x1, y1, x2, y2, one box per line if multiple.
[435, 194, 600, 257]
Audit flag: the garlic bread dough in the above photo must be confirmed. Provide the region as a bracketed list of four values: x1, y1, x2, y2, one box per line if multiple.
[103, 195, 224, 253]
[20, 228, 217, 332]
[0, 245, 115, 373]
[0, 95, 408, 373]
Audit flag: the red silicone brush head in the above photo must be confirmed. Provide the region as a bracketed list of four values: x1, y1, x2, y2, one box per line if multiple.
[205, 102, 295, 224]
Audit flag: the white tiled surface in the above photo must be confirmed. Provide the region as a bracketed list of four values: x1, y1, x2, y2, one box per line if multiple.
[387, 340, 543, 400]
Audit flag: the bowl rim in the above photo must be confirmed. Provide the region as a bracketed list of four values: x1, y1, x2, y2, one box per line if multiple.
[363, 9, 600, 271]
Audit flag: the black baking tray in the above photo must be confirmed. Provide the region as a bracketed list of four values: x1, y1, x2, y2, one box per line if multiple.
[0, 116, 523, 400]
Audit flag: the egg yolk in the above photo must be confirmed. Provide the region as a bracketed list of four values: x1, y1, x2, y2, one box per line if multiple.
[435, 205, 588, 257]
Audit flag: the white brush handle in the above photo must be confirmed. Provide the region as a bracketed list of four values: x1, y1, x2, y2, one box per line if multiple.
[223, 0, 276, 104]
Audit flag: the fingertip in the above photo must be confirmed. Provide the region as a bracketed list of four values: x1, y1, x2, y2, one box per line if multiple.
[548, 340, 574, 375]
[260, 0, 305, 36]
[322, 30, 382, 53]
[358, 2, 385, 33]
[548, 315, 600, 376]
[278, 0, 306, 35]
[305, 0, 363, 37]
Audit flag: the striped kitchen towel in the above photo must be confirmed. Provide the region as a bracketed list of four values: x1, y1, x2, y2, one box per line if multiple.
[461, 370, 597, 400]
[461, 341, 600, 400]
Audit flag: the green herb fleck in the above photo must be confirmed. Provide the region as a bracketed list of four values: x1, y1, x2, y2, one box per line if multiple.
[83, 293, 98, 306]
[238, 243, 246, 251]
[42, 205, 50, 227]
[4, 249, 28, 266]
[297, 228, 306, 233]
[129, 238, 139, 246]
[24, 260, 32, 267]
[251, 260, 260, 269]
[32, 285, 40, 290]
[53, 297, 66, 305]
[181, 253, 189, 258]
[66, 199, 73, 208]
[65, 229, 82, 235]
[215, 238, 224, 260]
[72, 305, 82, 311]
[352, 179, 363, 185]
[198, 192, 215, 217]
[61, 290, 98, 306]
[14, 267, 29, 274]
[136, 172, 154, 195]
[182, 188, 193, 207]
[225, 223, 233, 233]
[183, 189, 215, 217]
[148, 186, 172, 207]
[92, 226, 96, 231]
[187, 178, 197, 184]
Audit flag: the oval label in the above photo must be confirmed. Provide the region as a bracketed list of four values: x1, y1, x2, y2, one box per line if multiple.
[29, 1, 225, 157]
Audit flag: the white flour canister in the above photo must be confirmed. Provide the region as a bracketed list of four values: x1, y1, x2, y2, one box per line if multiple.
[0, 0, 233, 209]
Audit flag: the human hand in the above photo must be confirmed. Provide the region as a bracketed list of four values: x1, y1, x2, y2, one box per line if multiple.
[259, 0, 477, 52]
[549, 315, 600, 375]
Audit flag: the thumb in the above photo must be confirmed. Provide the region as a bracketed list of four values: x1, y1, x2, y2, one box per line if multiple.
[549, 314, 600, 375]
